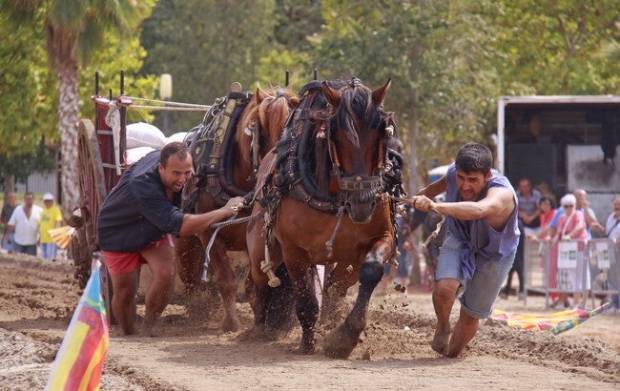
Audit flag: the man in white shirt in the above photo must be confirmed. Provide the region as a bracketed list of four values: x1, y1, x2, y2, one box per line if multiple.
[6, 192, 43, 256]
[606, 196, 620, 241]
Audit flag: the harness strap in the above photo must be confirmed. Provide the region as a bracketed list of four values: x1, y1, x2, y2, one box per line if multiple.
[325, 206, 345, 258]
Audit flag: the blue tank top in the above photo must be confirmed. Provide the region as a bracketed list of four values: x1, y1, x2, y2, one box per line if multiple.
[444, 164, 520, 279]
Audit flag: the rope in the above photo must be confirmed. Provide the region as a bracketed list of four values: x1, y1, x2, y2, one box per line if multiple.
[123, 96, 211, 109]
[202, 214, 252, 282]
[421, 215, 445, 249]
[128, 105, 209, 112]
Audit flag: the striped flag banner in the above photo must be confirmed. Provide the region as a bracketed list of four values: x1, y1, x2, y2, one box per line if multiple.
[491, 302, 611, 334]
[46, 261, 109, 391]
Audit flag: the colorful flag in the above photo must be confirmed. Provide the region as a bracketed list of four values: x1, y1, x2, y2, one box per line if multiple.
[491, 302, 611, 334]
[46, 261, 109, 391]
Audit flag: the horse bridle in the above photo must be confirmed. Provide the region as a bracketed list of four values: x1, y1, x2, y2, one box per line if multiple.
[324, 109, 396, 208]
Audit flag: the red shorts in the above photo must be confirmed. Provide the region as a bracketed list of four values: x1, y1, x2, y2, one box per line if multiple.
[102, 235, 174, 276]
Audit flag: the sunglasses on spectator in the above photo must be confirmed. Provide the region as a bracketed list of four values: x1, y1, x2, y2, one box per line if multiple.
[562, 204, 575, 208]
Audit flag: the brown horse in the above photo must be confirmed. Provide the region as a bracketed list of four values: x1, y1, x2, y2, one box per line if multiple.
[176, 86, 299, 331]
[247, 78, 398, 358]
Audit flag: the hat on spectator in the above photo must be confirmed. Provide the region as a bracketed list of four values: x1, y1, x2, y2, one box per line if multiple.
[43, 193, 54, 201]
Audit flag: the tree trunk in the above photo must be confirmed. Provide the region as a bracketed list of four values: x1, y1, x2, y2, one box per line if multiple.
[3, 175, 15, 198]
[56, 60, 80, 215]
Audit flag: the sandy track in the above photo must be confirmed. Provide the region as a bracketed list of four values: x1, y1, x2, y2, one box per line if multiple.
[0, 254, 618, 390]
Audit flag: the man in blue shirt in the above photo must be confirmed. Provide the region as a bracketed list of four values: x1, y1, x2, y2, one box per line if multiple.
[98, 142, 244, 336]
[408, 143, 519, 357]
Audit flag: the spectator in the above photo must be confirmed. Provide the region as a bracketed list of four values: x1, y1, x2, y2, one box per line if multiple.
[574, 189, 604, 237]
[537, 196, 556, 240]
[550, 194, 587, 308]
[604, 195, 620, 310]
[6, 192, 42, 256]
[39, 193, 63, 261]
[606, 195, 620, 241]
[1, 192, 17, 253]
[517, 178, 541, 234]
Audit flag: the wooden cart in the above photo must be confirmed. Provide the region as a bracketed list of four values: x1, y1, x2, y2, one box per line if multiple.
[69, 73, 129, 323]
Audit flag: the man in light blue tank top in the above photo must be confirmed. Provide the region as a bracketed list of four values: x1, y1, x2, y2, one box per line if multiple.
[408, 143, 520, 357]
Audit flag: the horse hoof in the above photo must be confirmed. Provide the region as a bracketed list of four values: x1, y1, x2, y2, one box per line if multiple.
[322, 324, 358, 359]
[237, 326, 264, 341]
[296, 344, 316, 355]
[222, 316, 240, 332]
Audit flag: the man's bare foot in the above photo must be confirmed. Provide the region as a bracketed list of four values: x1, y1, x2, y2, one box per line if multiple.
[431, 328, 450, 356]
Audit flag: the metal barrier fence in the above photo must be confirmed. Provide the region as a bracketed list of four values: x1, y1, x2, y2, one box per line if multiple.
[523, 237, 620, 308]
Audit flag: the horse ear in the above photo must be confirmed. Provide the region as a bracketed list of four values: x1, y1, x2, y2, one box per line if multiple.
[255, 87, 267, 104]
[321, 81, 341, 107]
[372, 78, 391, 106]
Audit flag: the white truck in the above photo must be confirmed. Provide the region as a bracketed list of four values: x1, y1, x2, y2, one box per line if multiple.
[496, 95, 620, 224]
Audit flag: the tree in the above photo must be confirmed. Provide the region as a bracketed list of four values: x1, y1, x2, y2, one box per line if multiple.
[1, 0, 154, 213]
[481, 0, 620, 94]
[0, 9, 56, 194]
[140, 0, 280, 131]
[312, 0, 501, 190]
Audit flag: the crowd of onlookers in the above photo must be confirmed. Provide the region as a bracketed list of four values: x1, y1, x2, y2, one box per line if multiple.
[0, 192, 63, 261]
[504, 178, 620, 309]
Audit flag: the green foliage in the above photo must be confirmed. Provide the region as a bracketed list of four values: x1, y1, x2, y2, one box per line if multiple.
[0, 11, 56, 157]
[141, 0, 280, 131]
[0, 145, 56, 183]
[0, 0, 157, 178]
[481, 0, 620, 94]
[80, 30, 159, 124]
[311, 1, 501, 173]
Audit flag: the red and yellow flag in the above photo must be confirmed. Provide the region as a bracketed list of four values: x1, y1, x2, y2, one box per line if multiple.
[46, 262, 109, 391]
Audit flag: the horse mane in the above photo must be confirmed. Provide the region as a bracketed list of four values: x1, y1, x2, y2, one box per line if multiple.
[236, 87, 297, 166]
[332, 83, 384, 148]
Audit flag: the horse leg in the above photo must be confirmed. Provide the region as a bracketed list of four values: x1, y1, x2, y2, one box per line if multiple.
[323, 240, 392, 359]
[285, 254, 319, 354]
[320, 264, 356, 327]
[264, 244, 296, 338]
[175, 235, 208, 319]
[210, 238, 240, 332]
[247, 226, 269, 333]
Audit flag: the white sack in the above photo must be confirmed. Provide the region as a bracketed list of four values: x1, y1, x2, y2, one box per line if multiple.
[126, 122, 166, 149]
[126, 146, 155, 165]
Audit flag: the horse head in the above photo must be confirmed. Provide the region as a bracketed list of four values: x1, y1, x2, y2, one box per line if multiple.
[321, 78, 393, 223]
[237, 87, 299, 167]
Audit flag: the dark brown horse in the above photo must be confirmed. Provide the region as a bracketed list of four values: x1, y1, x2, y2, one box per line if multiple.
[247, 78, 398, 358]
[176, 87, 298, 331]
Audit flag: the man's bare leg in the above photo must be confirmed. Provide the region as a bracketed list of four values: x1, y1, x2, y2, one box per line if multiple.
[446, 307, 479, 357]
[110, 271, 139, 335]
[431, 279, 459, 355]
[141, 243, 176, 336]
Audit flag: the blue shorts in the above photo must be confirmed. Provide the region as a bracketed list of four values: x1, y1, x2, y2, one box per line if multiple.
[436, 231, 515, 319]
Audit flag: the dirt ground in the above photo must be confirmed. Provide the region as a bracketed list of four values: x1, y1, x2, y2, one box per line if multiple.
[0, 253, 618, 391]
